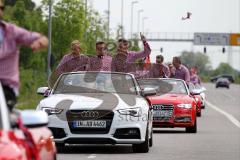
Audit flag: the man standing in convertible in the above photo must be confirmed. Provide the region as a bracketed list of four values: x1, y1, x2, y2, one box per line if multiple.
[112, 33, 151, 73]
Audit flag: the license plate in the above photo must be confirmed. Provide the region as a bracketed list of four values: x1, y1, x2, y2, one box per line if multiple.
[153, 110, 170, 118]
[72, 120, 107, 128]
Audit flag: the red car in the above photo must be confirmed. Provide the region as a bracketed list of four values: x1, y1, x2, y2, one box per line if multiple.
[138, 78, 198, 133]
[188, 83, 203, 117]
[0, 83, 56, 160]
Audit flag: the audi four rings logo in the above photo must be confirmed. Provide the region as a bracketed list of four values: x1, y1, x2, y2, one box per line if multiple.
[80, 111, 99, 118]
[154, 105, 163, 110]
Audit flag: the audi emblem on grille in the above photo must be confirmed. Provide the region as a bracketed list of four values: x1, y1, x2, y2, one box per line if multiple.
[153, 105, 163, 110]
[80, 111, 100, 118]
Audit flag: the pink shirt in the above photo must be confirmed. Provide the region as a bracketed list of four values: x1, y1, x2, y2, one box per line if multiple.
[175, 64, 190, 84]
[0, 21, 41, 94]
[112, 42, 151, 72]
[190, 74, 199, 85]
[55, 53, 89, 76]
[88, 54, 112, 71]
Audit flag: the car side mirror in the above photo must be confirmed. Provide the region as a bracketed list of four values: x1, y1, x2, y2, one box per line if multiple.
[21, 110, 48, 128]
[190, 90, 200, 95]
[201, 87, 206, 92]
[141, 88, 157, 97]
[37, 87, 50, 97]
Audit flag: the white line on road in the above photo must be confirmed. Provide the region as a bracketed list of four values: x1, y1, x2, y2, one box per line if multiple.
[206, 101, 240, 128]
[88, 154, 97, 159]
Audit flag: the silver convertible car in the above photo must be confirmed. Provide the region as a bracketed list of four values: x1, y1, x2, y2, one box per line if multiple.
[36, 72, 155, 153]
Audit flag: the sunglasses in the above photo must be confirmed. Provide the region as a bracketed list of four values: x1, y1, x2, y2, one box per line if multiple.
[0, 6, 4, 11]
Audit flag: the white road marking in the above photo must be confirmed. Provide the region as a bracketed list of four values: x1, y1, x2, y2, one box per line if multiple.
[88, 154, 97, 159]
[206, 101, 240, 128]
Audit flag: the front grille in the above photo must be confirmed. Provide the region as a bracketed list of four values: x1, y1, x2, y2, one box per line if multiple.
[66, 110, 114, 134]
[152, 104, 174, 121]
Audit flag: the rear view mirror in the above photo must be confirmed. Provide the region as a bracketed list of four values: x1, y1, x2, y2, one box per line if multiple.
[21, 110, 48, 128]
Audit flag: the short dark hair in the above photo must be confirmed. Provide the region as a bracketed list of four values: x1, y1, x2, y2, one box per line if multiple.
[118, 38, 128, 43]
[173, 56, 181, 64]
[96, 41, 106, 46]
[156, 55, 164, 62]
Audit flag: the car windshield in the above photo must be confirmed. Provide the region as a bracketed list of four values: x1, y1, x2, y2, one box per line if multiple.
[188, 83, 195, 92]
[218, 78, 229, 82]
[53, 72, 137, 95]
[138, 79, 188, 95]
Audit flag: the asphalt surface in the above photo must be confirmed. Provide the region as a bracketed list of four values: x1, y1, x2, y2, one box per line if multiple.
[57, 83, 240, 160]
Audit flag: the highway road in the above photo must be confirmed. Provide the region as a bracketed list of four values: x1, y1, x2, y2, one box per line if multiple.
[57, 83, 240, 160]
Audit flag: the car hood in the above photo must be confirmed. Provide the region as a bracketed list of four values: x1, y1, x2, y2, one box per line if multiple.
[38, 93, 146, 111]
[147, 93, 192, 105]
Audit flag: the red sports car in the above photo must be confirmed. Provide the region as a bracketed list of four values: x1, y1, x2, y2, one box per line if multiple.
[138, 78, 198, 133]
[0, 83, 56, 160]
[188, 83, 203, 117]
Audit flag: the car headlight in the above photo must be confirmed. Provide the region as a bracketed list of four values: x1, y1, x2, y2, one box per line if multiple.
[42, 107, 63, 115]
[177, 104, 192, 109]
[117, 107, 142, 117]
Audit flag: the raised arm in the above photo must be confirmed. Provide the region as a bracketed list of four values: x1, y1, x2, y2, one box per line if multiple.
[129, 34, 151, 62]
[14, 24, 48, 52]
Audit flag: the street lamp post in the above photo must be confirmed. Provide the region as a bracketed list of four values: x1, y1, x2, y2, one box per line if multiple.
[47, 0, 53, 78]
[130, 1, 138, 39]
[84, 0, 88, 41]
[142, 17, 148, 34]
[137, 9, 143, 33]
[107, 0, 110, 41]
[121, 0, 124, 37]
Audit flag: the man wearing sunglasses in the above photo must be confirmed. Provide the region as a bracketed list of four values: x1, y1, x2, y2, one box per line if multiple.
[112, 33, 151, 73]
[88, 41, 112, 71]
[0, 0, 48, 111]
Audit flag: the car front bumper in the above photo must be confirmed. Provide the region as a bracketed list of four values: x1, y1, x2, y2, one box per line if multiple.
[47, 112, 149, 145]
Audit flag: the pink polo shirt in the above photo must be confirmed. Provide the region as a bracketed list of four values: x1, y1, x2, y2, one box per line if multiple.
[0, 21, 41, 94]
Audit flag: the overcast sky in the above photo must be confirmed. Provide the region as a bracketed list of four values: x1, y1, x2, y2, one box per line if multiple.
[34, 0, 240, 70]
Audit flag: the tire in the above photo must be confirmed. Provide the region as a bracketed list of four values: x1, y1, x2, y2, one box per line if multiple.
[54, 154, 57, 160]
[132, 126, 149, 153]
[55, 142, 66, 153]
[197, 111, 201, 117]
[186, 117, 197, 133]
[149, 129, 153, 147]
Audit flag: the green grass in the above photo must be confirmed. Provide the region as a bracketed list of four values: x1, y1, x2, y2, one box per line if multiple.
[17, 68, 48, 110]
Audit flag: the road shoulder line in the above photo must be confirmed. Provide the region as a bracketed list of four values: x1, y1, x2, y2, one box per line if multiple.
[206, 101, 240, 129]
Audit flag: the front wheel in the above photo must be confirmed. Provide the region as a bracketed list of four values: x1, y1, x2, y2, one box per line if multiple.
[197, 110, 202, 117]
[132, 126, 149, 153]
[149, 129, 153, 147]
[186, 118, 197, 133]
